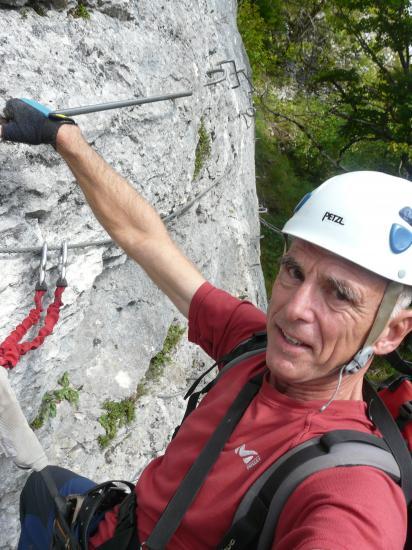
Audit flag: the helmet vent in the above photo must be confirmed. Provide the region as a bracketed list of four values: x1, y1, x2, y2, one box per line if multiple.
[293, 192, 312, 213]
[399, 207, 412, 226]
[390, 224, 412, 254]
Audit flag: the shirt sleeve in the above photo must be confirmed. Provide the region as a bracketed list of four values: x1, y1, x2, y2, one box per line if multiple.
[273, 466, 407, 550]
[188, 282, 267, 361]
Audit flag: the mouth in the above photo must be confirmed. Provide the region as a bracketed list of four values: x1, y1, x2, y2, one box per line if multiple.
[277, 326, 311, 350]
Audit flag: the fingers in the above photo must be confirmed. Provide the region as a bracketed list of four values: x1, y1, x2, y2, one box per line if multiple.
[4, 97, 20, 120]
[0, 116, 6, 138]
[2, 121, 24, 143]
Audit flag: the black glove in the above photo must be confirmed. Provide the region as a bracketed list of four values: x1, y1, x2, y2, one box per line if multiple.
[1, 98, 76, 146]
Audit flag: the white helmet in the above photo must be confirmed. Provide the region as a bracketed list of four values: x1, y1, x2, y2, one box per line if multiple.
[282, 171, 412, 389]
[283, 171, 412, 286]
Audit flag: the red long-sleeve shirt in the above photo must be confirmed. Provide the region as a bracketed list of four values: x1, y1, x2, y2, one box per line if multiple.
[90, 282, 406, 549]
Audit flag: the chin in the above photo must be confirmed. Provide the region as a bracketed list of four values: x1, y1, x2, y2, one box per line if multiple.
[265, 350, 306, 384]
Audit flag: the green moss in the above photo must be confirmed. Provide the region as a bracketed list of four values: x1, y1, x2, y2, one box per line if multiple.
[70, 2, 91, 19]
[146, 324, 186, 382]
[98, 398, 135, 448]
[193, 118, 211, 180]
[20, 8, 29, 19]
[31, 372, 79, 430]
[97, 323, 185, 448]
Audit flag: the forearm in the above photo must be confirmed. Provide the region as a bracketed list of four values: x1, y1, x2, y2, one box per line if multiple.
[55, 125, 205, 315]
[56, 125, 166, 256]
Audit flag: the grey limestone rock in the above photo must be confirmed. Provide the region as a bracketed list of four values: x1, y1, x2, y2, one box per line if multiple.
[0, 0, 266, 547]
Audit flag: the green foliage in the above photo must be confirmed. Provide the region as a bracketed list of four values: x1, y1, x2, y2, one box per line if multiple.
[31, 373, 79, 430]
[237, 1, 276, 79]
[97, 323, 185, 448]
[255, 114, 312, 295]
[70, 2, 91, 19]
[146, 324, 186, 383]
[368, 337, 412, 383]
[98, 398, 135, 448]
[236, 0, 412, 295]
[238, 0, 412, 178]
[193, 119, 211, 180]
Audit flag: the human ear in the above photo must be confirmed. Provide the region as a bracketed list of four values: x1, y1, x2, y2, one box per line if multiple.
[373, 310, 412, 355]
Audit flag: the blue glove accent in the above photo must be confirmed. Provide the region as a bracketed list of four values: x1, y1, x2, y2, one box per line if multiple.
[21, 98, 52, 117]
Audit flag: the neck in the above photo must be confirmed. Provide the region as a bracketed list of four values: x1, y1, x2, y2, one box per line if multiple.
[270, 370, 365, 402]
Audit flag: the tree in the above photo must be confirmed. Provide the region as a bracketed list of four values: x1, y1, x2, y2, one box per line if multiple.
[238, 0, 412, 179]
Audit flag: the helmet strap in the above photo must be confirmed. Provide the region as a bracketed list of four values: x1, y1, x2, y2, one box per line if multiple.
[320, 281, 404, 412]
[364, 280, 404, 348]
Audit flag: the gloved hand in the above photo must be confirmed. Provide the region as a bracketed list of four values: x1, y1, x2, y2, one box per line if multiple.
[1, 98, 76, 147]
[0, 367, 48, 471]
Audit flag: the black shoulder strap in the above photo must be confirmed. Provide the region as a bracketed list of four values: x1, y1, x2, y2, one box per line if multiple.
[145, 372, 265, 550]
[218, 430, 400, 550]
[173, 332, 267, 438]
[384, 350, 412, 376]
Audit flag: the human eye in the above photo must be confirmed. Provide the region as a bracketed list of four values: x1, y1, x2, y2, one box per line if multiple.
[334, 288, 350, 301]
[288, 265, 303, 281]
[328, 279, 357, 305]
[280, 256, 304, 282]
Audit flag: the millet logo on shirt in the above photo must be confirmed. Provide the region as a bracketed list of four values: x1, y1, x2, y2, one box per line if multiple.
[235, 444, 261, 470]
[322, 211, 345, 225]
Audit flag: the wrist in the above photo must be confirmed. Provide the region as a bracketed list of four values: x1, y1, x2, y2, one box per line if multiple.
[55, 123, 85, 156]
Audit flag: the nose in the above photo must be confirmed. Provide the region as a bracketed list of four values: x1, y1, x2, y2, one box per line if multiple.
[283, 281, 316, 324]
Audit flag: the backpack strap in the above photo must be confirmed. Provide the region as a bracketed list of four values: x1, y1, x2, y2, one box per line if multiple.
[217, 430, 400, 550]
[172, 332, 267, 438]
[384, 350, 412, 376]
[144, 371, 266, 550]
[364, 379, 412, 504]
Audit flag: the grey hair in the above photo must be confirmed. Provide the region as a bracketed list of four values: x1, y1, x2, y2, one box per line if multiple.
[391, 286, 412, 318]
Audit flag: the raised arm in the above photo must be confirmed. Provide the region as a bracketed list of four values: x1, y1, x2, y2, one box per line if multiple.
[1, 99, 205, 317]
[56, 125, 205, 317]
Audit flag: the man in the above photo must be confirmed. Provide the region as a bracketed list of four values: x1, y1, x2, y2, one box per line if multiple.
[1, 98, 412, 549]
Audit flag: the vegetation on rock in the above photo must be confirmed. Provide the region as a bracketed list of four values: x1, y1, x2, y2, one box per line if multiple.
[193, 118, 211, 180]
[98, 323, 185, 448]
[31, 372, 80, 430]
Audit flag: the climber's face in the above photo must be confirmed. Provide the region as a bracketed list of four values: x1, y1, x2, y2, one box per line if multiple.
[265, 239, 386, 393]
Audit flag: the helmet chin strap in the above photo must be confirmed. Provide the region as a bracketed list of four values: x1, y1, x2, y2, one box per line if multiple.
[320, 281, 404, 413]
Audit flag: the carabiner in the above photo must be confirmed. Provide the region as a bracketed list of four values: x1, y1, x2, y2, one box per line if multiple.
[36, 242, 48, 291]
[57, 241, 68, 287]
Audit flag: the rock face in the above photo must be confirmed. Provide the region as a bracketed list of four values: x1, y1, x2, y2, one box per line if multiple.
[0, 1, 266, 546]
